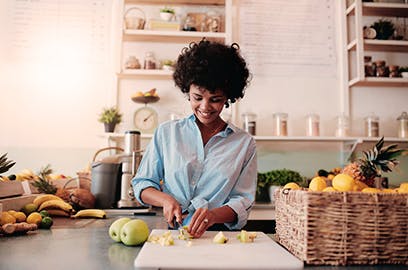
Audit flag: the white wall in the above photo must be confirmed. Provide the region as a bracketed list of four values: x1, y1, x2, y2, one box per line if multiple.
[1, 0, 407, 183]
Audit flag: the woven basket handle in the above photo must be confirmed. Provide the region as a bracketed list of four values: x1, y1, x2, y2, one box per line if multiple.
[124, 7, 146, 21]
[92, 147, 124, 162]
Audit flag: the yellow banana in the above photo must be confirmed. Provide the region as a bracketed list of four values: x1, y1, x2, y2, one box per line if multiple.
[71, 209, 106, 219]
[33, 194, 63, 207]
[46, 209, 70, 217]
[38, 199, 73, 212]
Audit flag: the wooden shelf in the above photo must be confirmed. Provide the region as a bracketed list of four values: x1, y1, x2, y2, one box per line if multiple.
[123, 29, 227, 42]
[125, 0, 225, 6]
[349, 77, 408, 87]
[347, 39, 408, 52]
[362, 2, 408, 17]
[118, 69, 173, 79]
[347, 2, 408, 17]
[364, 39, 408, 52]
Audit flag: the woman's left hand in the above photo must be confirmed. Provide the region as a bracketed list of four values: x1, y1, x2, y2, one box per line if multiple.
[187, 208, 214, 238]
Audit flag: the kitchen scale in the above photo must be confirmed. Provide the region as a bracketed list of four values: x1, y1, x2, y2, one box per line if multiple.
[131, 93, 160, 133]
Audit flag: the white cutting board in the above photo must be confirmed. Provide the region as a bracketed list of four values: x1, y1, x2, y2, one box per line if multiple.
[134, 229, 303, 270]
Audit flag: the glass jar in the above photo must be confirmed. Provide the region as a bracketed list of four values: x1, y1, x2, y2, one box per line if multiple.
[397, 111, 408, 138]
[335, 114, 350, 137]
[273, 113, 288, 136]
[144, 51, 156, 69]
[242, 112, 257, 135]
[375, 60, 388, 77]
[364, 114, 380, 137]
[364, 56, 375, 77]
[389, 65, 399, 78]
[306, 114, 320, 136]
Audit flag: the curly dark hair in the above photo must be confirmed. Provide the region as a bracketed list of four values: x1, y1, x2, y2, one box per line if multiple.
[173, 39, 250, 107]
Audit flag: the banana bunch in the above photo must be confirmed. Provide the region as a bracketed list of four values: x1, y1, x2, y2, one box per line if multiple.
[33, 194, 73, 216]
[71, 209, 106, 219]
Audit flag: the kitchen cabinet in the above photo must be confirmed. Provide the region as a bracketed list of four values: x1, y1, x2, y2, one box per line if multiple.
[342, 0, 408, 88]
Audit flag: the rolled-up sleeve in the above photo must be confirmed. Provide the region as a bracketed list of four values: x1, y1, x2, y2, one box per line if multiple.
[131, 128, 164, 206]
[224, 139, 257, 229]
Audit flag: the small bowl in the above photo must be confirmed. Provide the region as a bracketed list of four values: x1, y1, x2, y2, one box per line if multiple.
[401, 72, 408, 78]
[160, 12, 174, 22]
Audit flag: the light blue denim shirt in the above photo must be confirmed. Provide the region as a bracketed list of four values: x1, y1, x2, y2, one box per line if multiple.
[131, 114, 257, 229]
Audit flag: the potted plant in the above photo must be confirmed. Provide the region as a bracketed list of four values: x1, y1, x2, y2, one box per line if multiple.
[371, 19, 395, 40]
[98, 107, 122, 133]
[399, 66, 408, 78]
[160, 7, 175, 21]
[256, 169, 305, 203]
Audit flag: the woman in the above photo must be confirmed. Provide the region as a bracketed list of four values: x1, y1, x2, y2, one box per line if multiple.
[131, 39, 256, 238]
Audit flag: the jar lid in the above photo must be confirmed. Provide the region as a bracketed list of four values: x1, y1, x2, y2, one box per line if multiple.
[397, 111, 408, 120]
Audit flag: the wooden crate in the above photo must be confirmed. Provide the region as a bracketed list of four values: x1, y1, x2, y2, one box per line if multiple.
[275, 189, 408, 266]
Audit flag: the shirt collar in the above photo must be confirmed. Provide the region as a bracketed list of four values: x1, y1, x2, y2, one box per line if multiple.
[187, 114, 234, 136]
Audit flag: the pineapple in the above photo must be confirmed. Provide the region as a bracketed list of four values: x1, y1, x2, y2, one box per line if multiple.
[343, 137, 406, 187]
[0, 153, 16, 174]
[32, 164, 57, 194]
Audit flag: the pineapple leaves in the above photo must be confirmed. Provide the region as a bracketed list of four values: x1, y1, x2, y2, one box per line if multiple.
[0, 153, 16, 174]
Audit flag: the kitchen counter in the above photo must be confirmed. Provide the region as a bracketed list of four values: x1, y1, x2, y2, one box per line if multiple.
[1, 210, 406, 270]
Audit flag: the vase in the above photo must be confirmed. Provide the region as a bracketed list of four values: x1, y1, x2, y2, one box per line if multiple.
[104, 123, 116, 133]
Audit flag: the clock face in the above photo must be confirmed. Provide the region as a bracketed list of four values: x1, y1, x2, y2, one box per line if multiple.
[133, 106, 158, 133]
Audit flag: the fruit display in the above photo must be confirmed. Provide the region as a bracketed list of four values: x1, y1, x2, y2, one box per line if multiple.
[0, 208, 53, 236]
[131, 88, 160, 103]
[109, 218, 150, 246]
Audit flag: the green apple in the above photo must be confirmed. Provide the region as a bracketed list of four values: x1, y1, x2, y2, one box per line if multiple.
[120, 219, 150, 246]
[109, 217, 131, 242]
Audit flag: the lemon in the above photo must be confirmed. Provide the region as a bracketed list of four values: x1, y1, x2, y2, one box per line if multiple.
[309, 177, 327, 191]
[322, 187, 336, 192]
[362, 187, 380, 193]
[332, 173, 355, 192]
[21, 203, 38, 216]
[283, 182, 300, 190]
[26, 212, 42, 225]
[10, 211, 27, 222]
[0, 211, 17, 225]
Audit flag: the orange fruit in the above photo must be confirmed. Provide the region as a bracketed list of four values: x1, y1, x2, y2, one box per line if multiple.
[362, 187, 380, 193]
[322, 187, 336, 192]
[283, 182, 300, 190]
[309, 177, 327, 191]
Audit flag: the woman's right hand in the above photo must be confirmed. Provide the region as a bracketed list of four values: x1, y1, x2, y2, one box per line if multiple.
[161, 193, 183, 227]
[140, 187, 183, 227]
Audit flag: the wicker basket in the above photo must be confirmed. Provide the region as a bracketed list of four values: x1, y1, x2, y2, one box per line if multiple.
[275, 189, 408, 266]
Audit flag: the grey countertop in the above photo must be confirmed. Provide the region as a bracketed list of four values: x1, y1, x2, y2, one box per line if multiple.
[1, 209, 406, 270]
